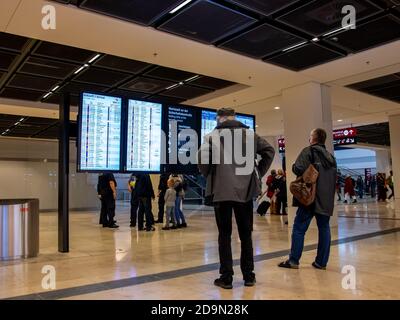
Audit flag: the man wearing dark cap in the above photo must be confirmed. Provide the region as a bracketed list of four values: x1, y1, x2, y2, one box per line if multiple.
[198, 107, 275, 289]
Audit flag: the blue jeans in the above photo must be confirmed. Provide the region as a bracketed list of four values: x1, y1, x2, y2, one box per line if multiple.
[174, 196, 185, 224]
[289, 206, 331, 267]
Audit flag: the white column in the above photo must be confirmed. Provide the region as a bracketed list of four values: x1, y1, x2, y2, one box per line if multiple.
[389, 114, 400, 213]
[282, 82, 338, 228]
[375, 149, 391, 175]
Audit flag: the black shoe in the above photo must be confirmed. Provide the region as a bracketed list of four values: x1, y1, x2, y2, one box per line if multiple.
[130, 223, 136, 228]
[162, 227, 170, 230]
[177, 224, 183, 228]
[343, 200, 348, 204]
[214, 277, 233, 290]
[170, 225, 177, 229]
[146, 227, 156, 232]
[155, 220, 163, 224]
[312, 262, 326, 270]
[278, 260, 299, 269]
[138, 227, 145, 231]
[108, 224, 119, 229]
[244, 277, 256, 287]
[181, 222, 187, 228]
[353, 200, 357, 203]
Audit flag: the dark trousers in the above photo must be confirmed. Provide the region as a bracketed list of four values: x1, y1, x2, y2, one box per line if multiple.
[130, 196, 139, 226]
[289, 206, 331, 267]
[138, 197, 153, 230]
[101, 196, 115, 226]
[158, 191, 166, 222]
[275, 195, 287, 214]
[214, 201, 254, 280]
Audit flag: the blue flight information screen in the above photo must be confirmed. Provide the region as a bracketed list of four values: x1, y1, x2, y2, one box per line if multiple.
[201, 110, 255, 142]
[126, 99, 163, 172]
[79, 92, 122, 171]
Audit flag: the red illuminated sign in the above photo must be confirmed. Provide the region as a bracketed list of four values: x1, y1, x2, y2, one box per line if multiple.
[333, 128, 357, 139]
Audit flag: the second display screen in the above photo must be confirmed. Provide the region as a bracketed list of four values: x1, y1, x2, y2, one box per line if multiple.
[126, 99, 163, 172]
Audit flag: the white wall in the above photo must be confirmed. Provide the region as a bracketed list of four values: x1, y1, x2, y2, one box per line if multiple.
[0, 137, 99, 211]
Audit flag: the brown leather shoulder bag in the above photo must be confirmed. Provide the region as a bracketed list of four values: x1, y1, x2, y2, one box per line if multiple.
[290, 147, 319, 206]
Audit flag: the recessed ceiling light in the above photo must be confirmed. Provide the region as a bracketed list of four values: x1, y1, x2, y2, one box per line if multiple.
[170, 0, 192, 14]
[274, 106, 280, 110]
[337, 119, 343, 122]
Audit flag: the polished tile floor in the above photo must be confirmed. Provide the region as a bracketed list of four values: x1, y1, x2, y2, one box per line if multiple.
[0, 199, 399, 300]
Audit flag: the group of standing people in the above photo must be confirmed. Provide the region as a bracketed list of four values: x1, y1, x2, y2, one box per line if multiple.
[97, 172, 187, 232]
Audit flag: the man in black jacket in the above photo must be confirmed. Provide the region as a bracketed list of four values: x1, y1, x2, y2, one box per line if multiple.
[279, 128, 337, 270]
[97, 173, 119, 229]
[135, 173, 156, 232]
[198, 108, 275, 289]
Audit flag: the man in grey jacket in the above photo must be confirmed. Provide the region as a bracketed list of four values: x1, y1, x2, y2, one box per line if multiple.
[198, 108, 275, 289]
[279, 128, 337, 270]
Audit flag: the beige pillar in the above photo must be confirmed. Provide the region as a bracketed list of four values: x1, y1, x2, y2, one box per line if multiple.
[282, 82, 338, 228]
[375, 149, 391, 175]
[389, 114, 400, 214]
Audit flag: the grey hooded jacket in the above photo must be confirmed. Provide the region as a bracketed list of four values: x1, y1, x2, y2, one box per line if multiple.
[293, 144, 337, 216]
[197, 120, 275, 203]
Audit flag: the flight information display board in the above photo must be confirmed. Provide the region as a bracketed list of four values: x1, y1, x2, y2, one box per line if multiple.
[126, 99, 163, 172]
[166, 105, 199, 173]
[78, 92, 122, 172]
[200, 109, 255, 143]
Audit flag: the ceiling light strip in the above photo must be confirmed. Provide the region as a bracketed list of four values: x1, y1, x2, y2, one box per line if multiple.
[88, 54, 101, 64]
[170, 0, 192, 14]
[282, 41, 307, 52]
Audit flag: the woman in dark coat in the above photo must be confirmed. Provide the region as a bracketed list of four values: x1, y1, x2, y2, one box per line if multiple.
[377, 173, 387, 202]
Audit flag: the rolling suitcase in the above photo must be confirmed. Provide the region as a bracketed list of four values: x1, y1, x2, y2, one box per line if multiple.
[257, 201, 270, 216]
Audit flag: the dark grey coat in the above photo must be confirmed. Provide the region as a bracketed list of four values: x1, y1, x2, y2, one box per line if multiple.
[197, 120, 275, 203]
[292, 144, 337, 216]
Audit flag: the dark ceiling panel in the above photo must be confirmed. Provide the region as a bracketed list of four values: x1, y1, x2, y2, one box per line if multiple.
[0, 32, 30, 52]
[147, 95, 185, 105]
[121, 76, 175, 93]
[370, 83, 400, 99]
[264, 43, 344, 71]
[188, 76, 235, 90]
[347, 73, 400, 103]
[161, 84, 212, 99]
[0, 88, 45, 101]
[348, 74, 400, 91]
[326, 15, 400, 52]
[7, 74, 60, 92]
[74, 67, 132, 87]
[79, 0, 184, 25]
[0, 51, 19, 71]
[109, 89, 149, 99]
[219, 23, 305, 58]
[18, 57, 79, 79]
[159, 0, 256, 44]
[43, 93, 80, 106]
[0, 71, 5, 82]
[58, 81, 108, 95]
[94, 55, 152, 74]
[32, 41, 95, 63]
[277, 0, 382, 36]
[144, 66, 196, 82]
[227, 0, 301, 16]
